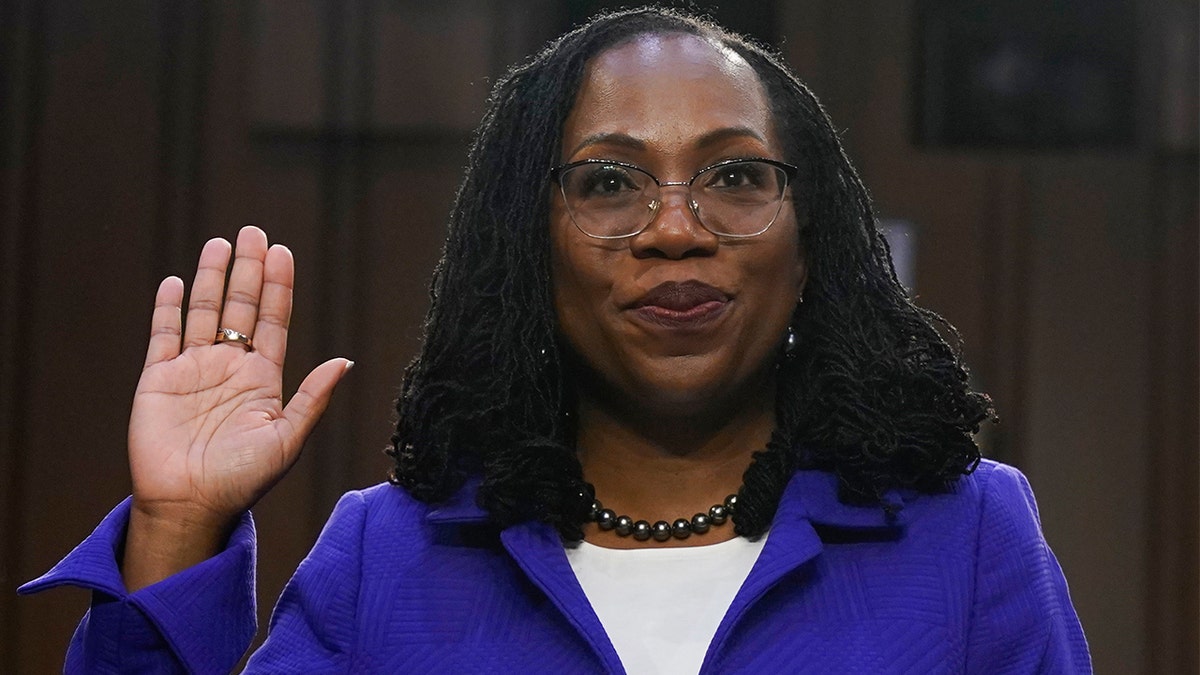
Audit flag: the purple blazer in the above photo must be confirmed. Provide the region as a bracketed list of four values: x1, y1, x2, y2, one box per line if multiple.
[20, 459, 1090, 673]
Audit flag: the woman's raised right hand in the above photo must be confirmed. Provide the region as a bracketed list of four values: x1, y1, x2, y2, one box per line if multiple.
[123, 226, 351, 590]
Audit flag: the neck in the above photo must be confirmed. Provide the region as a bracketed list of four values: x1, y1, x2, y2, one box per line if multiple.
[574, 388, 776, 548]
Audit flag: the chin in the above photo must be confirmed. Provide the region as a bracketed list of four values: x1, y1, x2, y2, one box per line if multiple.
[628, 361, 772, 417]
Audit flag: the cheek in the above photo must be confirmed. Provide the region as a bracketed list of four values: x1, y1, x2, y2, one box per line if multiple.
[549, 203, 578, 312]
[550, 251, 583, 326]
[549, 223, 609, 343]
[761, 215, 805, 296]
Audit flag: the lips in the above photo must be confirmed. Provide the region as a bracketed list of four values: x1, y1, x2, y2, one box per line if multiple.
[629, 280, 730, 329]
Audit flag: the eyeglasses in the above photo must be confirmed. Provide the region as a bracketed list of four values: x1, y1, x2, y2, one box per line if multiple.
[550, 158, 798, 239]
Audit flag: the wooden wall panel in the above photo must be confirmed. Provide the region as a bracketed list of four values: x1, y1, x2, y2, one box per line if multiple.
[1023, 156, 1153, 672]
[10, 3, 163, 670]
[1143, 4, 1198, 668]
[372, 1, 494, 131]
[1145, 155, 1199, 675]
[0, 0, 41, 668]
[250, 0, 325, 131]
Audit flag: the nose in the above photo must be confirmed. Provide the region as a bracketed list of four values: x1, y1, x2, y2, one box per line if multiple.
[629, 185, 718, 259]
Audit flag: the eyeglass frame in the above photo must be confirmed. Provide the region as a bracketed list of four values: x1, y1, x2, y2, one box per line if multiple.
[548, 157, 799, 240]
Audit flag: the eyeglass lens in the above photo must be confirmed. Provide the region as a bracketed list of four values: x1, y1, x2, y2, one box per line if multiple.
[558, 161, 788, 238]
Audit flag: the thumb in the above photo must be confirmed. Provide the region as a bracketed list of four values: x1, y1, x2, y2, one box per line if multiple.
[279, 358, 354, 447]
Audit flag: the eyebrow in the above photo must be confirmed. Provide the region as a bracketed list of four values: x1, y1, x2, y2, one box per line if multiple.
[694, 126, 768, 149]
[568, 126, 768, 158]
[569, 132, 645, 157]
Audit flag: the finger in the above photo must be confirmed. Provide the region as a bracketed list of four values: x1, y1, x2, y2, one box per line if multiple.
[183, 238, 233, 349]
[253, 244, 294, 368]
[217, 225, 269, 340]
[144, 276, 185, 368]
[278, 358, 354, 449]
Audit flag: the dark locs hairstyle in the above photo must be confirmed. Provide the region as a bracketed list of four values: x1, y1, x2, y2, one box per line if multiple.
[388, 7, 995, 541]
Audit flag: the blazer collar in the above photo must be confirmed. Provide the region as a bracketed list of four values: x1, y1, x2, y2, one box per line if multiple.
[424, 476, 489, 524]
[779, 469, 908, 530]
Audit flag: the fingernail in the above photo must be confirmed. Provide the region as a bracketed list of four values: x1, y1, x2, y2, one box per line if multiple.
[344, 360, 356, 372]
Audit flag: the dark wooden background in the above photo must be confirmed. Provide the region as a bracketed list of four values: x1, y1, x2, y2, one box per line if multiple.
[2, 1, 1196, 672]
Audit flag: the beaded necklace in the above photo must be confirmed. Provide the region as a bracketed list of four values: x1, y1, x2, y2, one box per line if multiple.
[589, 494, 738, 542]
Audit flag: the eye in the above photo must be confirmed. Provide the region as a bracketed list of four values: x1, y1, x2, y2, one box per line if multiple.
[575, 165, 644, 198]
[705, 161, 767, 190]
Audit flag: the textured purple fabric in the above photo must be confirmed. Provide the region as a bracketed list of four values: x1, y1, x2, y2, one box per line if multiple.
[20, 459, 1091, 673]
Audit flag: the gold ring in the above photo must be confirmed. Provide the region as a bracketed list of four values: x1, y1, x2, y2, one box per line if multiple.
[214, 327, 254, 351]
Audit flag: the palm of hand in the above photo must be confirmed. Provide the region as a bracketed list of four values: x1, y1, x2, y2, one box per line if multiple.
[121, 227, 349, 591]
[128, 228, 350, 526]
[130, 346, 291, 521]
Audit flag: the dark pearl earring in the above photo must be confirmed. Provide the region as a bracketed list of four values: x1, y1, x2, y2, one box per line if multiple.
[784, 326, 798, 356]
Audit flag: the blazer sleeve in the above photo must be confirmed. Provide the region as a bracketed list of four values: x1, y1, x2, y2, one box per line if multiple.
[242, 489, 367, 673]
[17, 497, 258, 674]
[965, 463, 1092, 674]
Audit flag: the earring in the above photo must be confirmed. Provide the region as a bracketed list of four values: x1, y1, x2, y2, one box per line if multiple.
[784, 325, 798, 356]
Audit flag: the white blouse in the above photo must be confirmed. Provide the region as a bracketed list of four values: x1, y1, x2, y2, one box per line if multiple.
[565, 534, 767, 675]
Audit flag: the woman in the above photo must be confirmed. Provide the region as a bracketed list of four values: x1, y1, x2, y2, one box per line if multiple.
[21, 8, 1090, 674]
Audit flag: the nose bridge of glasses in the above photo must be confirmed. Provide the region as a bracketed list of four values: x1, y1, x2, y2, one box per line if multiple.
[654, 179, 696, 202]
[648, 181, 701, 220]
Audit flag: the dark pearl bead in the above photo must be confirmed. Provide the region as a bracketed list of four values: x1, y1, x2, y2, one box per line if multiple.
[596, 508, 617, 531]
[709, 504, 728, 524]
[589, 500, 602, 520]
[672, 518, 692, 539]
[724, 494, 738, 511]
[615, 515, 634, 536]
[691, 513, 710, 533]
[632, 520, 652, 541]
[651, 520, 672, 542]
